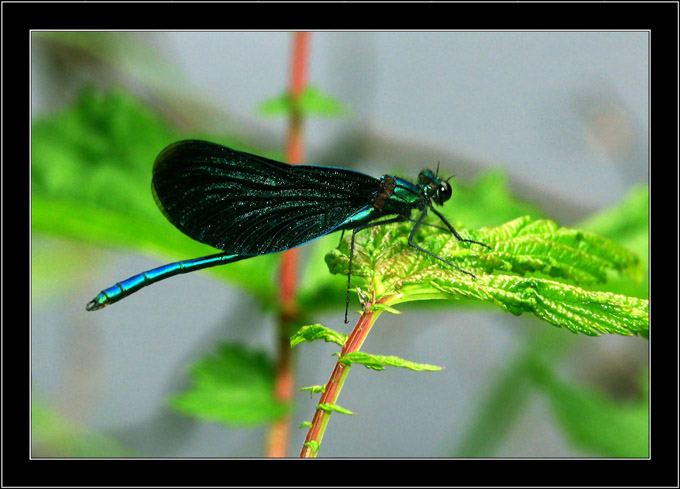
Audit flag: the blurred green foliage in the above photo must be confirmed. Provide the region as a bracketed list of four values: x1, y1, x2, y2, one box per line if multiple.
[169, 344, 290, 425]
[32, 397, 135, 457]
[258, 84, 347, 117]
[451, 326, 648, 457]
[528, 359, 648, 457]
[579, 185, 648, 299]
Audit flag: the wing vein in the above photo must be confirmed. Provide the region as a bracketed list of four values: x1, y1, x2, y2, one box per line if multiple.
[152, 140, 380, 254]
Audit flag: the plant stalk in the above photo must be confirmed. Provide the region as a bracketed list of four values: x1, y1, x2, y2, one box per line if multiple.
[299, 293, 388, 457]
[267, 31, 311, 458]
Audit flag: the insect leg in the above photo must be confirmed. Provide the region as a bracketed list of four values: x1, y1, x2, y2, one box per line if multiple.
[338, 229, 346, 247]
[405, 218, 448, 232]
[429, 205, 491, 249]
[407, 208, 478, 279]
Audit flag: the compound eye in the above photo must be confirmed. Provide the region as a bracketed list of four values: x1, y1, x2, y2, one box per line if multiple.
[437, 181, 452, 204]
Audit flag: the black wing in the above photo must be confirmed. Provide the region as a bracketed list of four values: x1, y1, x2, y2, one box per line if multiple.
[152, 140, 380, 255]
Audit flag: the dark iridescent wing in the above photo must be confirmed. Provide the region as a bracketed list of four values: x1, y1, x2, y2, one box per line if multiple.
[152, 140, 380, 255]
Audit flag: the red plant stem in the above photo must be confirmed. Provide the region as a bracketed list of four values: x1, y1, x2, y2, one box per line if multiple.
[267, 31, 311, 458]
[285, 30, 310, 168]
[279, 31, 310, 319]
[299, 294, 388, 458]
[266, 331, 294, 457]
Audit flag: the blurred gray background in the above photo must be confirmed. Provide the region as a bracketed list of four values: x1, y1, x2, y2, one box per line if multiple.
[31, 31, 648, 457]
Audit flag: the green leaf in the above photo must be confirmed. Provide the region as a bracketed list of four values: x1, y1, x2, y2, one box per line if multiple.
[168, 343, 289, 426]
[317, 403, 355, 416]
[326, 216, 648, 337]
[258, 85, 347, 117]
[32, 87, 174, 218]
[480, 216, 643, 283]
[340, 352, 443, 372]
[432, 275, 648, 337]
[300, 385, 326, 397]
[290, 324, 347, 347]
[370, 303, 402, 315]
[578, 185, 648, 299]
[303, 440, 321, 453]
